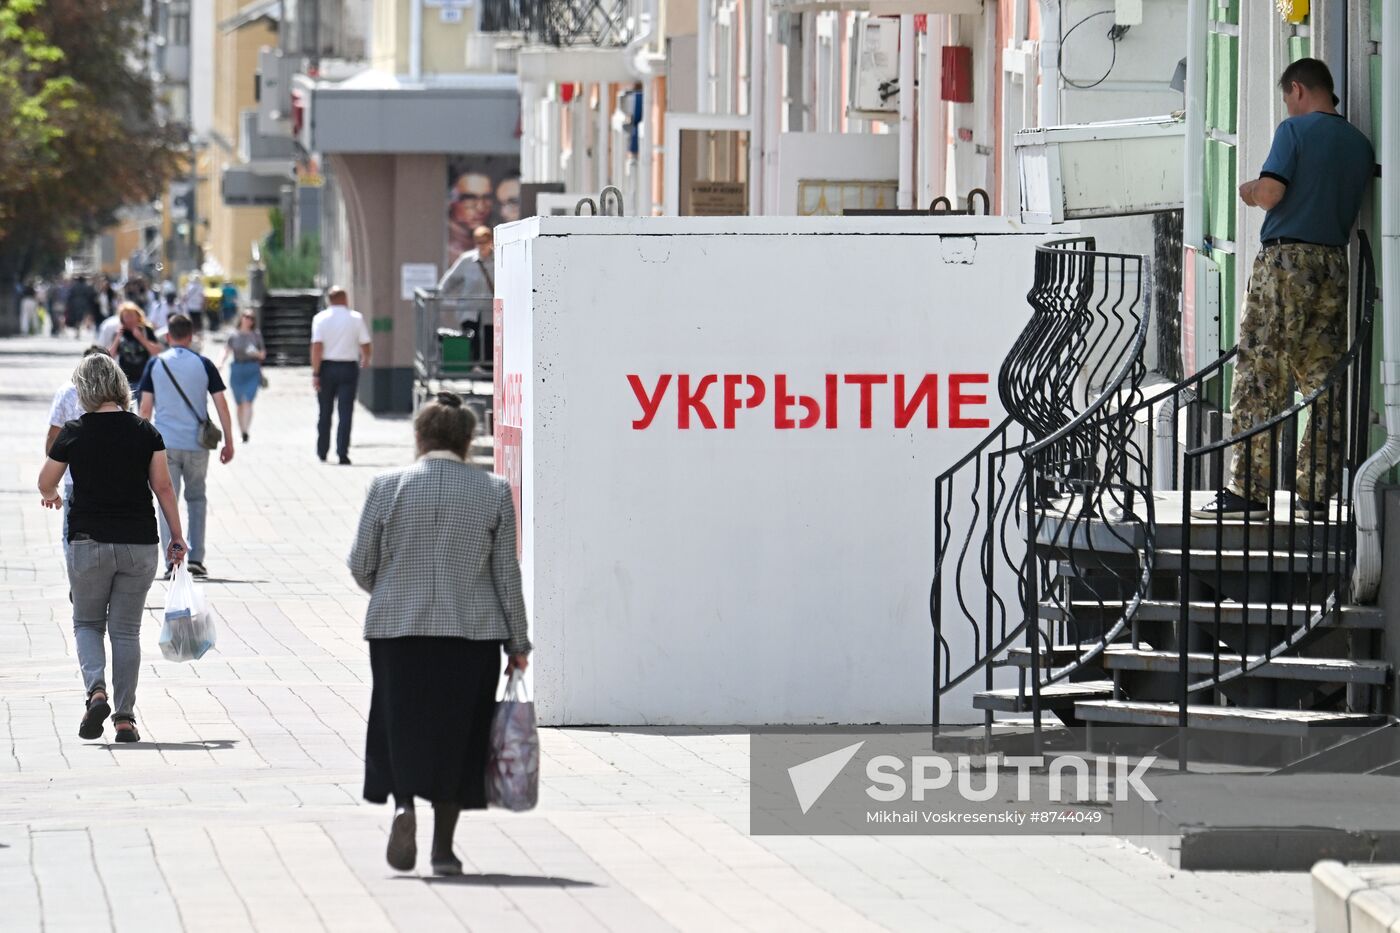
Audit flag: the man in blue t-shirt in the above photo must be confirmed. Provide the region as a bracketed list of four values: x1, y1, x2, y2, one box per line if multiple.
[1193, 58, 1375, 521]
[137, 314, 236, 577]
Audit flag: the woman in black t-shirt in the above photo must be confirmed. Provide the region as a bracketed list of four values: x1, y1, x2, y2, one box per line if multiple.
[38, 353, 188, 744]
[109, 302, 162, 390]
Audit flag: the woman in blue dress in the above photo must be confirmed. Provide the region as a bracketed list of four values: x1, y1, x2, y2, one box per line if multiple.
[220, 311, 266, 443]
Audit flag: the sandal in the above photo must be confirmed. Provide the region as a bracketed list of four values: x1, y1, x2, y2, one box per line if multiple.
[112, 716, 140, 744]
[79, 687, 110, 740]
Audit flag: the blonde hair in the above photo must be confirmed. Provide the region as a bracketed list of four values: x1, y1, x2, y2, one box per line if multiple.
[117, 301, 149, 330]
[73, 352, 131, 413]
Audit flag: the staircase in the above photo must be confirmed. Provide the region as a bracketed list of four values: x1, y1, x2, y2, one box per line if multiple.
[931, 235, 1391, 759]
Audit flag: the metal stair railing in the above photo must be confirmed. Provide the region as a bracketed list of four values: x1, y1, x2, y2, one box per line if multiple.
[1169, 233, 1377, 723]
[931, 238, 1153, 725]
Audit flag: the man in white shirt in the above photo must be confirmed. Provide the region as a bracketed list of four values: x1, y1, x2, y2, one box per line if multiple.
[310, 285, 372, 465]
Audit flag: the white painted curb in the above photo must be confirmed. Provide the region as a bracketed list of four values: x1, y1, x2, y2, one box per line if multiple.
[1313, 861, 1400, 933]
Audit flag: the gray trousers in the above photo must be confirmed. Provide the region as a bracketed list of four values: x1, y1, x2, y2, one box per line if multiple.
[67, 539, 159, 717]
[157, 448, 210, 565]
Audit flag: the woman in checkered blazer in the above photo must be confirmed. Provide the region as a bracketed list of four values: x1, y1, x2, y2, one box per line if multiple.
[349, 392, 531, 876]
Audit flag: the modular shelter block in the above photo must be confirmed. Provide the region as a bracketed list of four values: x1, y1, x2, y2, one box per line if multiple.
[494, 215, 1069, 725]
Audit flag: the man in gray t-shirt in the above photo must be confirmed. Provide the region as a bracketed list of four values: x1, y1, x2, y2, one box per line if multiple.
[136, 314, 236, 577]
[1193, 58, 1375, 521]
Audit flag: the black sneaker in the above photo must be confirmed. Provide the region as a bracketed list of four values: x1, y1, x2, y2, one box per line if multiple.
[338, 455, 352, 466]
[1190, 489, 1270, 520]
[188, 561, 208, 577]
[242, 432, 249, 443]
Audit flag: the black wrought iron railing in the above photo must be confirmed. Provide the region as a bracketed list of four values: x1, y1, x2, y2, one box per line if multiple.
[484, 0, 634, 47]
[931, 238, 1152, 723]
[932, 231, 1379, 737]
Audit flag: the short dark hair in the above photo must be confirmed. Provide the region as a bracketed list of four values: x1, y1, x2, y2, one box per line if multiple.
[1279, 58, 1335, 97]
[82, 345, 109, 358]
[167, 314, 194, 339]
[414, 392, 476, 458]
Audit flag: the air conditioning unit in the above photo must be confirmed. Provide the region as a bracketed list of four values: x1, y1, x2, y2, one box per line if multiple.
[848, 15, 900, 118]
[1014, 115, 1185, 223]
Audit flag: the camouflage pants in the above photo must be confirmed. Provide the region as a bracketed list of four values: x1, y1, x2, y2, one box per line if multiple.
[1228, 243, 1349, 502]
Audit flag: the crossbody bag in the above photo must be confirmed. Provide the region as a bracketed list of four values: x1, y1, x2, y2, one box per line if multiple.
[159, 357, 223, 451]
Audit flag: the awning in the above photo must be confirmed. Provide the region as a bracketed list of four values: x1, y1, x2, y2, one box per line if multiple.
[222, 161, 295, 207]
[304, 72, 521, 155]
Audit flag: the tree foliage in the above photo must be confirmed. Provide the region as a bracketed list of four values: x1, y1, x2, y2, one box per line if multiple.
[0, 0, 182, 279]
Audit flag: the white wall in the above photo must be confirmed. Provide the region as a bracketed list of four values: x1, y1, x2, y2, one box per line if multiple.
[776, 132, 900, 215]
[1056, 0, 1188, 125]
[496, 215, 1065, 725]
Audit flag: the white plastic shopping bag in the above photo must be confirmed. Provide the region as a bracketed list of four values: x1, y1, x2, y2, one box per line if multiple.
[486, 669, 539, 811]
[159, 563, 217, 661]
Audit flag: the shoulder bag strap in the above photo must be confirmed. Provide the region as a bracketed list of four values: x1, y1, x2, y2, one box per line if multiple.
[477, 258, 495, 293]
[158, 357, 207, 423]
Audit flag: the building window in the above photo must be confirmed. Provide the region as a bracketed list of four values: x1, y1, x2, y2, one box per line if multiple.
[170, 12, 189, 46]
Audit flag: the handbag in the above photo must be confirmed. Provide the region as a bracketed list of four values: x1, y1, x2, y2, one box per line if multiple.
[486, 669, 539, 811]
[159, 357, 223, 450]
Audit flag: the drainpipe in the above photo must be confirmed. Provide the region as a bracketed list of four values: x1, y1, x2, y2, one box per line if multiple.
[749, 0, 767, 214]
[409, 0, 423, 81]
[697, 0, 712, 114]
[1036, 0, 1060, 127]
[627, 0, 665, 214]
[1182, 0, 1206, 252]
[898, 14, 916, 209]
[1352, 7, 1399, 603]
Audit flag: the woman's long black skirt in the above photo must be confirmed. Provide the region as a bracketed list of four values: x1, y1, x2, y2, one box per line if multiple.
[364, 636, 501, 809]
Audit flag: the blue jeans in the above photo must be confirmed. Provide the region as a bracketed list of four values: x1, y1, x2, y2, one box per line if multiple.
[157, 448, 210, 564]
[67, 538, 159, 717]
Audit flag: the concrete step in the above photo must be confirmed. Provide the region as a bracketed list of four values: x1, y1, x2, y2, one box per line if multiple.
[1006, 644, 1389, 685]
[1074, 700, 1387, 737]
[972, 680, 1113, 714]
[1038, 599, 1383, 630]
[1094, 648, 1389, 686]
[1153, 547, 1343, 575]
[1034, 491, 1350, 554]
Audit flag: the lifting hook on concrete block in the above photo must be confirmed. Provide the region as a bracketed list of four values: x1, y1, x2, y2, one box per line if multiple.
[599, 186, 626, 216]
[574, 197, 598, 216]
[965, 188, 991, 216]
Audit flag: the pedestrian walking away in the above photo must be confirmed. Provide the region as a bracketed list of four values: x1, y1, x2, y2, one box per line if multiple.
[311, 285, 372, 465]
[37, 352, 187, 744]
[66, 274, 98, 334]
[221, 310, 266, 443]
[182, 274, 206, 332]
[46, 346, 112, 557]
[110, 302, 162, 396]
[348, 393, 531, 876]
[137, 314, 236, 578]
[19, 284, 39, 336]
[1192, 58, 1376, 521]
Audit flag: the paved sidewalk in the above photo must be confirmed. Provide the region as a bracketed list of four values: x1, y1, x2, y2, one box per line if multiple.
[0, 335, 1313, 932]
